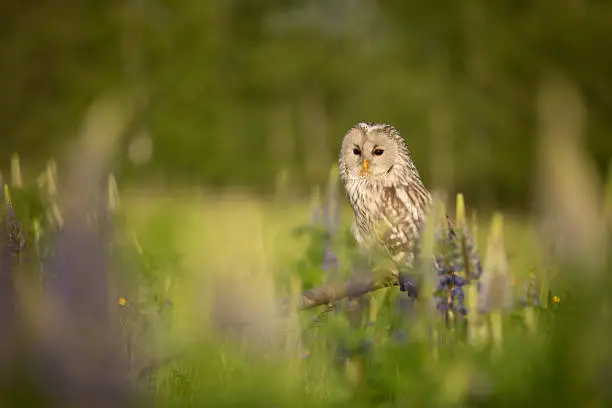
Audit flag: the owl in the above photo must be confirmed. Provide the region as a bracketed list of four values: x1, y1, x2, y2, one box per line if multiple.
[338, 122, 438, 294]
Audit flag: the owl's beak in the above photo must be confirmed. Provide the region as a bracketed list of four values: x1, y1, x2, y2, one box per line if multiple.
[360, 159, 370, 177]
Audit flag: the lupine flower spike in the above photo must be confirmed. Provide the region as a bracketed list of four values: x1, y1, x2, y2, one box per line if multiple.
[432, 194, 483, 325]
[10, 153, 23, 188]
[4, 184, 25, 256]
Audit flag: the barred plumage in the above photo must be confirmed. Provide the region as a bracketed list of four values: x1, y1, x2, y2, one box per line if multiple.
[338, 122, 432, 270]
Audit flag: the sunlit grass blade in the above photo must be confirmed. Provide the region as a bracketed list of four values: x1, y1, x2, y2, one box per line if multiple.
[108, 173, 121, 213]
[455, 193, 466, 229]
[605, 160, 612, 230]
[536, 71, 607, 275]
[47, 159, 58, 196]
[478, 213, 512, 352]
[10, 153, 23, 188]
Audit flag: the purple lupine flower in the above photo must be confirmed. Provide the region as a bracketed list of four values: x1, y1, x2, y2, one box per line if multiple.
[452, 275, 467, 287]
[428, 218, 483, 319]
[437, 274, 453, 290]
[436, 297, 450, 314]
[450, 286, 467, 315]
[4, 188, 25, 256]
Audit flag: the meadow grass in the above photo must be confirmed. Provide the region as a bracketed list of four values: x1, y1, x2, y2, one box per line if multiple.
[2, 141, 610, 407]
[114, 188, 592, 408]
[3, 85, 610, 407]
[3, 170, 609, 407]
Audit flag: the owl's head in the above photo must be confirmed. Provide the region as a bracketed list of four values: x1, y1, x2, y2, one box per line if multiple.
[339, 122, 416, 181]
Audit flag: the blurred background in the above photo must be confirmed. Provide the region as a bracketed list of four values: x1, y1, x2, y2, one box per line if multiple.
[2, 0, 612, 211]
[2, 2, 612, 407]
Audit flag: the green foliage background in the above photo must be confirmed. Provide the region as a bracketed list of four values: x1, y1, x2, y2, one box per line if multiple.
[1, 4, 612, 405]
[2, 1, 612, 208]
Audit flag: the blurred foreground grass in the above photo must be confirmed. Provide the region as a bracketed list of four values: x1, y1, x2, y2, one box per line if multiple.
[2, 167, 610, 407]
[2, 81, 611, 407]
[113, 189, 576, 408]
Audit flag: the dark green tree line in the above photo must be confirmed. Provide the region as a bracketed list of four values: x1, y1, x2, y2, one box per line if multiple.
[1, 0, 611, 210]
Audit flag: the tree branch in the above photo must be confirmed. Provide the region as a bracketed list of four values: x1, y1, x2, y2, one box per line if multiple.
[279, 268, 399, 312]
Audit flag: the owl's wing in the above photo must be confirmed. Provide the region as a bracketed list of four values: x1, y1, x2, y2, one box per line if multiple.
[377, 185, 457, 267]
[375, 185, 426, 266]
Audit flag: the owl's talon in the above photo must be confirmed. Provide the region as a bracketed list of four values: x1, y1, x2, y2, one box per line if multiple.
[398, 272, 419, 298]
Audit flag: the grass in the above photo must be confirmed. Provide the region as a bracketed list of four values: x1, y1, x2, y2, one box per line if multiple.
[111, 187, 601, 408]
[2, 155, 610, 408]
[3, 84, 611, 407]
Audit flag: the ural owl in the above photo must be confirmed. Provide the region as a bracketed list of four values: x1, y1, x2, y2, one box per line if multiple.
[338, 122, 438, 293]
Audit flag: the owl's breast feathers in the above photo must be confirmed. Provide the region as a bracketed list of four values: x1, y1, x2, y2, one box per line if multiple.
[349, 179, 433, 266]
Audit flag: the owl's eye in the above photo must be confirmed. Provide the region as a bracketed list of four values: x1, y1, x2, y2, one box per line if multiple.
[373, 148, 384, 156]
[353, 148, 361, 155]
